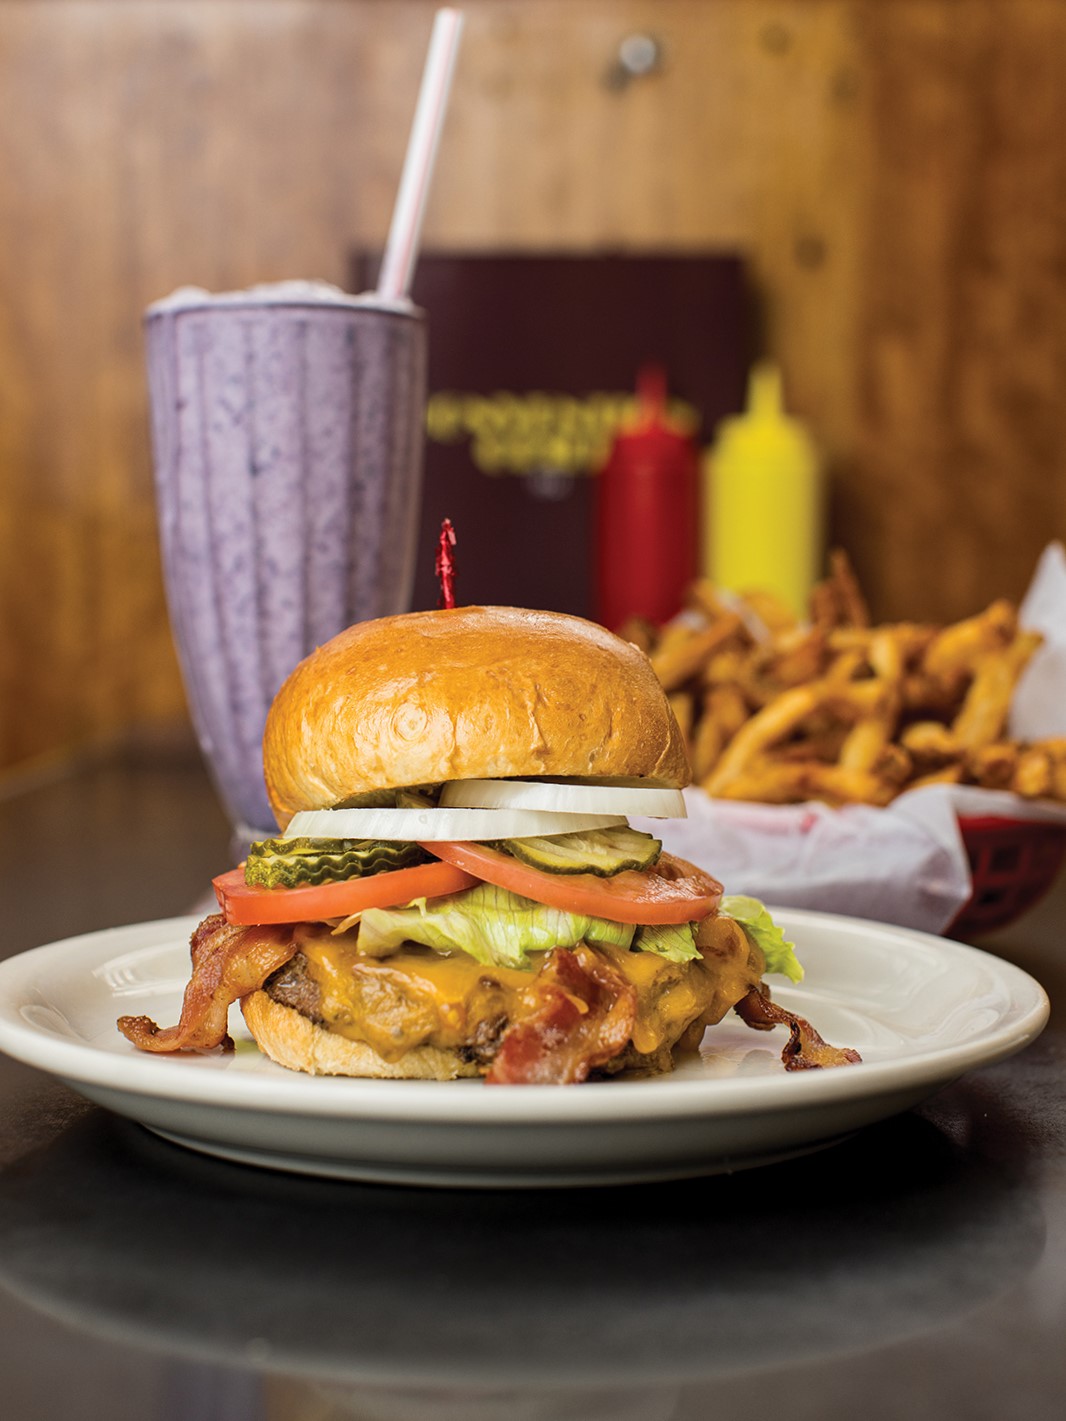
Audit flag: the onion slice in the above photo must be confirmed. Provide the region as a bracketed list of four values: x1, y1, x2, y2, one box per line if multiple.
[283, 807, 628, 842]
[439, 778, 687, 819]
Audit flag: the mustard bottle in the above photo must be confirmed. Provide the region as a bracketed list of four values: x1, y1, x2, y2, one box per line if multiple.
[703, 363, 824, 619]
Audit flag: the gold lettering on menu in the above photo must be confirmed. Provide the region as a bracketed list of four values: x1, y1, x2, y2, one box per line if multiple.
[426, 391, 699, 477]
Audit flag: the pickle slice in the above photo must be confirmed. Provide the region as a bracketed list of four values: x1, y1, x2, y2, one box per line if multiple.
[500, 826, 662, 877]
[244, 837, 431, 889]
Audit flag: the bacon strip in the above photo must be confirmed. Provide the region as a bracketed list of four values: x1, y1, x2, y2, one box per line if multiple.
[118, 914, 297, 1053]
[485, 945, 637, 1085]
[734, 985, 862, 1071]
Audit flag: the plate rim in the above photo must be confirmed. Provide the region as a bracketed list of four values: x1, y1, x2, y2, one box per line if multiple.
[0, 909, 1049, 1127]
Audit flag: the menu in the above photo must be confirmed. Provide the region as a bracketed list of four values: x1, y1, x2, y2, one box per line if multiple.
[351, 251, 750, 617]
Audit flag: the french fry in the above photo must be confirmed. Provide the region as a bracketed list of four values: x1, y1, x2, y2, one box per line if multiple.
[700, 646, 754, 690]
[824, 621, 929, 681]
[705, 678, 888, 794]
[713, 760, 896, 807]
[900, 721, 959, 764]
[773, 726, 850, 763]
[705, 684, 750, 741]
[824, 648, 867, 683]
[951, 630, 1043, 749]
[835, 629, 904, 772]
[922, 599, 1017, 680]
[896, 624, 939, 665]
[901, 670, 969, 720]
[757, 627, 829, 690]
[618, 616, 656, 655]
[703, 684, 828, 794]
[867, 627, 905, 683]
[684, 579, 732, 623]
[691, 712, 726, 783]
[966, 742, 1019, 791]
[655, 619, 706, 657]
[1011, 746, 1054, 799]
[838, 706, 897, 774]
[734, 587, 798, 635]
[906, 764, 965, 790]
[809, 549, 870, 631]
[651, 615, 742, 693]
[872, 742, 913, 789]
[693, 684, 751, 780]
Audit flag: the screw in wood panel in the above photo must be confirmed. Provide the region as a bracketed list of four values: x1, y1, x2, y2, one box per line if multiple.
[603, 33, 664, 92]
[831, 68, 862, 106]
[759, 23, 793, 56]
[794, 235, 828, 270]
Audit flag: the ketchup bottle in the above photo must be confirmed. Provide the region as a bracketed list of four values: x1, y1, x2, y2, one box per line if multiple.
[594, 366, 699, 630]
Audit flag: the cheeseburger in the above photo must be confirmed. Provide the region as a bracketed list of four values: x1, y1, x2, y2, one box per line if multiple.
[118, 607, 859, 1083]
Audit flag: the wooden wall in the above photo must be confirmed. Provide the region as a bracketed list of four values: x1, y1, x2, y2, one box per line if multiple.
[1, 0, 1064, 770]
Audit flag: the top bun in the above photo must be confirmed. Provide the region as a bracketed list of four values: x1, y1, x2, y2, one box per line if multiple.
[263, 606, 690, 827]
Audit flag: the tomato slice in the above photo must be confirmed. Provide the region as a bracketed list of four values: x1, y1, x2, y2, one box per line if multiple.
[213, 860, 478, 926]
[421, 842, 722, 925]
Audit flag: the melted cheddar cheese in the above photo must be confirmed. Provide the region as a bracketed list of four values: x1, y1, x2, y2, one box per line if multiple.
[293, 920, 763, 1069]
[299, 935, 532, 1061]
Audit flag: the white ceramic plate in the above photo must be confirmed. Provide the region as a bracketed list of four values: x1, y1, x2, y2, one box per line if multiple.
[0, 911, 1049, 1188]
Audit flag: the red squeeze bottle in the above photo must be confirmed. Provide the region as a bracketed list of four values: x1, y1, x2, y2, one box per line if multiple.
[594, 367, 699, 631]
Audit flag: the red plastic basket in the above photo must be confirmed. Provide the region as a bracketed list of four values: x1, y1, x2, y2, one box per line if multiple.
[949, 815, 1066, 938]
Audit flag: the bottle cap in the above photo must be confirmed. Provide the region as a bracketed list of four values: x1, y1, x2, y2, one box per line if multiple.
[712, 363, 818, 473]
[611, 365, 695, 455]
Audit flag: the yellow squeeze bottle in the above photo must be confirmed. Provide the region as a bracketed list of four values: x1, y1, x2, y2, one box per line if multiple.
[703, 363, 824, 619]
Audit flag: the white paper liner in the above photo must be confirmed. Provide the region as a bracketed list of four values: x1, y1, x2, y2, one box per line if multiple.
[636, 788, 972, 934]
[640, 543, 1066, 936]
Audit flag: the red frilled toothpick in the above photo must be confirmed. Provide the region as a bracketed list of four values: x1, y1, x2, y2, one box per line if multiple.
[435, 518, 457, 609]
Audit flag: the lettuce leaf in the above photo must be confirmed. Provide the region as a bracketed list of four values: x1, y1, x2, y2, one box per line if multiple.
[357, 883, 634, 970]
[631, 921, 700, 963]
[720, 896, 804, 983]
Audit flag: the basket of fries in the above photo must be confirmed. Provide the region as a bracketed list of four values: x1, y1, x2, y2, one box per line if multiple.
[625, 548, 1066, 937]
[952, 815, 1066, 937]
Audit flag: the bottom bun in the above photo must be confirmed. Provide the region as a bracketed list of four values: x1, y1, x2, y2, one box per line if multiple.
[240, 991, 482, 1080]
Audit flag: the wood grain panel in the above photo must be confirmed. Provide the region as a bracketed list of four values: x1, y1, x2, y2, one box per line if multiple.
[0, 0, 1063, 770]
[852, 0, 1066, 621]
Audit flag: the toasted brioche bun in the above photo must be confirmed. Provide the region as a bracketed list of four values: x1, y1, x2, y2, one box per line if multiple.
[263, 606, 689, 827]
[240, 990, 482, 1080]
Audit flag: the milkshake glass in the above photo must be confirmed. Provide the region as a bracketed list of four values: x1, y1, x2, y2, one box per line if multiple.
[145, 282, 427, 841]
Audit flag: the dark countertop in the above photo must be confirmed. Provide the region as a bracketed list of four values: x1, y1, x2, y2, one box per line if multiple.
[1, 745, 1064, 1421]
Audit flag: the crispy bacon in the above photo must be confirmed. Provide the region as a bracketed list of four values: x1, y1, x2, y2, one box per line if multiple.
[118, 914, 297, 1053]
[485, 945, 637, 1085]
[734, 984, 862, 1071]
